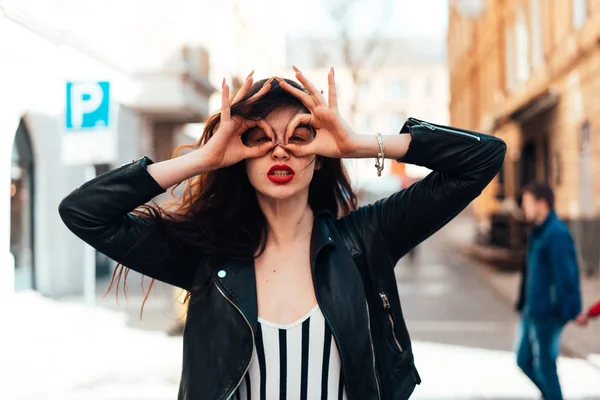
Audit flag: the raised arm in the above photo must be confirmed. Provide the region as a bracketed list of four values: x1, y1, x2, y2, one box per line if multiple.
[58, 153, 211, 290]
[59, 76, 276, 290]
[346, 118, 507, 264]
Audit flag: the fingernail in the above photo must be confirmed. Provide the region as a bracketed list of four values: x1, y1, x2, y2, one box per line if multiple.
[247, 70, 255, 79]
[331, 66, 335, 76]
[293, 66, 301, 74]
[222, 77, 226, 88]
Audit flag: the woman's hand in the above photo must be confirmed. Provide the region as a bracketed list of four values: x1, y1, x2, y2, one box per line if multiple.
[276, 67, 360, 158]
[575, 313, 589, 327]
[201, 74, 275, 169]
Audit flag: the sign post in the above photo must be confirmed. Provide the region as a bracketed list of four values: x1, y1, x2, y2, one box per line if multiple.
[64, 81, 112, 305]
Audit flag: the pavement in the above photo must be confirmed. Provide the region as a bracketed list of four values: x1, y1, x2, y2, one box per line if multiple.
[3, 208, 600, 399]
[456, 214, 600, 370]
[397, 210, 600, 399]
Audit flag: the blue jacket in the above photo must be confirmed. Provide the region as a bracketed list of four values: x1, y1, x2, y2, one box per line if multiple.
[523, 211, 582, 322]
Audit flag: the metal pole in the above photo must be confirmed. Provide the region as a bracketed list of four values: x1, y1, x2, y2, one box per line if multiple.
[82, 165, 96, 305]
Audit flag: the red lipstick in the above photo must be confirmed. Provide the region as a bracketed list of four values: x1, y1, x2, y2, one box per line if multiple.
[267, 164, 295, 184]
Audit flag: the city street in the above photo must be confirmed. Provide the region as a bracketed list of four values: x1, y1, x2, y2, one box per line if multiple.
[400, 211, 600, 399]
[2, 211, 600, 400]
[4, 1, 600, 399]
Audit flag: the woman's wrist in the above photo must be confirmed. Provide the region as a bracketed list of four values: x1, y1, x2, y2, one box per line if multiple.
[349, 133, 411, 160]
[188, 148, 219, 175]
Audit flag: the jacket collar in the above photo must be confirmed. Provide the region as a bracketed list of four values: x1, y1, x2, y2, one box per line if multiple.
[533, 210, 556, 235]
[310, 210, 336, 267]
[215, 209, 336, 331]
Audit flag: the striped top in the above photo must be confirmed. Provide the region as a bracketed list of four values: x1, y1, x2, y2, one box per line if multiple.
[233, 305, 348, 400]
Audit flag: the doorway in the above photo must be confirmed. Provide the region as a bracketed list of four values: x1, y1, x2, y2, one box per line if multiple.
[11, 120, 35, 291]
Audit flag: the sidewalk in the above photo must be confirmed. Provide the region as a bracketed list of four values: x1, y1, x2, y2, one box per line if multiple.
[61, 270, 184, 334]
[442, 208, 600, 369]
[467, 257, 600, 368]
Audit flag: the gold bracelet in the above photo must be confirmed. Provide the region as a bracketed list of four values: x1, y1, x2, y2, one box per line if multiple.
[374, 132, 385, 176]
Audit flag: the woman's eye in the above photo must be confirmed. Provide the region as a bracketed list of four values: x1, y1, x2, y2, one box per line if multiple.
[256, 136, 270, 143]
[290, 135, 305, 142]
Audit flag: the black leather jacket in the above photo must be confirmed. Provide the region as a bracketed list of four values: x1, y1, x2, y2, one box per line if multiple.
[59, 118, 506, 400]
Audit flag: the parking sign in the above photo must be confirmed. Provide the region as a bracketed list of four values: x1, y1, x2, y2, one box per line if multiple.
[65, 81, 110, 130]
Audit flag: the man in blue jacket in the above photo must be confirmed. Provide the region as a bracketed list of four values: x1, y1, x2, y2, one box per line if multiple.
[516, 182, 582, 400]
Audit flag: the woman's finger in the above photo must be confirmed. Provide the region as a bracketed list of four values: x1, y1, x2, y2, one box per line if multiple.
[328, 67, 338, 112]
[246, 77, 274, 103]
[245, 140, 276, 159]
[283, 141, 317, 158]
[293, 66, 326, 106]
[231, 116, 258, 136]
[275, 77, 315, 111]
[257, 119, 276, 142]
[284, 113, 313, 144]
[221, 78, 231, 121]
[231, 70, 255, 104]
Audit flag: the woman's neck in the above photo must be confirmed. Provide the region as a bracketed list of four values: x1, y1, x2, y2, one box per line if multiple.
[257, 192, 314, 248]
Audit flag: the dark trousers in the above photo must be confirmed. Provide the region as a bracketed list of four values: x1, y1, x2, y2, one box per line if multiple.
[516, 316, 564, 400]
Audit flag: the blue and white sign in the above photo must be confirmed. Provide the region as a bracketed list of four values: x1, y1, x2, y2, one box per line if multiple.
[65, 81, 110, 130]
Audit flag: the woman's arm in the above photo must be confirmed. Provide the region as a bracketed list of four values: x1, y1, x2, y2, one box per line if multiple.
[275, 70, 506, 265]
[59, 77, 276, 290]
[345, 120, 507, 265]
[58, 150, 213, 290]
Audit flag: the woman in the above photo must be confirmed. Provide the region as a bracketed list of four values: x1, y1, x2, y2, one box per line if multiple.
[59, 67, 506, 400]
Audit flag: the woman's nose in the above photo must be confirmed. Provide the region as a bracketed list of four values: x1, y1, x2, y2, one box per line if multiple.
[271, 143, 289, 160]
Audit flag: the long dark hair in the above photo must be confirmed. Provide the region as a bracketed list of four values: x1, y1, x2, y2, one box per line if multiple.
[108, 78, 357, 309]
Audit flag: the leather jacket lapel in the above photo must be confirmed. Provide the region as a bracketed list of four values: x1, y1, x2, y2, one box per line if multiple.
[215, 259, 259, 332]
[310, 211, 336, 267]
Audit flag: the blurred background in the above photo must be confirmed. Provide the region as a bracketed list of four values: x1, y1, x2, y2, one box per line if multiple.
[0, 0, 599, 398]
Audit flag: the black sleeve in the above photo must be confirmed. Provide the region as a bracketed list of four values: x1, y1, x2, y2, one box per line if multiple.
[344, 120, 507, 265]
[58, 157, 198, 290]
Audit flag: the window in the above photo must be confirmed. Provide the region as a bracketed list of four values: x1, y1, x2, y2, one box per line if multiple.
[515, 8, 530, 83]
[529, 0, 543, 69]
[505, 25, 516, 91]
[572, 0, 587, 29]
[387, 79, 407, 99]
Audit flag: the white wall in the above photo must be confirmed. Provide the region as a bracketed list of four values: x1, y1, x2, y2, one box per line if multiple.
[0, 10, 153, 297]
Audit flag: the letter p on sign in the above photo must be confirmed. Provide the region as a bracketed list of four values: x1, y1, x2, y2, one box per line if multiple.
[65, 81, 110, 130]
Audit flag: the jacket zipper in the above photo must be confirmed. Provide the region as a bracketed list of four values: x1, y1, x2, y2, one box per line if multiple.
[364, 300, 383, 400]
[414, 120, 481, 141]
[215, 281, 254, 400]
[380, 293, 403, 352]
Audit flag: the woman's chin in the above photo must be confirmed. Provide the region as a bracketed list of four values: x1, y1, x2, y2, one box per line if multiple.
[256, 185, 307, 202]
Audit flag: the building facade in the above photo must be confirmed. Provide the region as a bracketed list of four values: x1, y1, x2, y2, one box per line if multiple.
[448, 0, 600, 275]
[0, 1, 214, 300]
